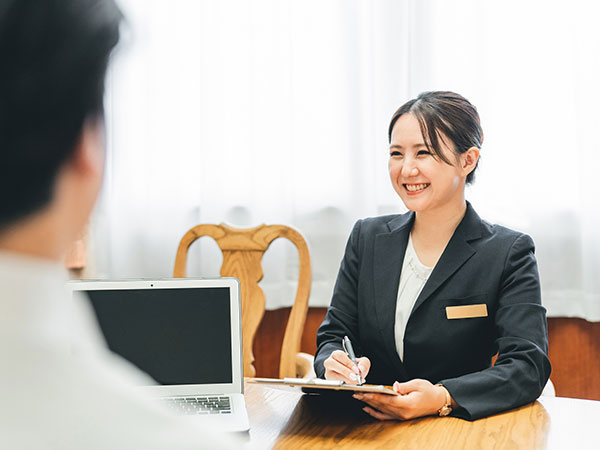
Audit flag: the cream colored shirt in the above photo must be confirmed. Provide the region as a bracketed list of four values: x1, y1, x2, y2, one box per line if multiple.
[0, 251, 242, 450]
[394, 235, 434, 361]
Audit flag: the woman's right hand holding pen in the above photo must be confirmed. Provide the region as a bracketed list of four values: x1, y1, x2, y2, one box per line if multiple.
[323, 350, 371, 385]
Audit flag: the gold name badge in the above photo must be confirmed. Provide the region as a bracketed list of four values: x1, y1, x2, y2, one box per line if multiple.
[446, 304, 488, 319]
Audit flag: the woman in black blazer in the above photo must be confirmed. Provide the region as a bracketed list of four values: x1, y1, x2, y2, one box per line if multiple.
[314, 91, 551, 421]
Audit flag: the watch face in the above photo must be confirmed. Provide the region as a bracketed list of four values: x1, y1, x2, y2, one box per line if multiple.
[439, 406, 452, 417]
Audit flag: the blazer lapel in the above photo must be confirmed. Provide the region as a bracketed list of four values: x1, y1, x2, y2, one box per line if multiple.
[374, 212, 414, 375]
[410, 202, 483, 315]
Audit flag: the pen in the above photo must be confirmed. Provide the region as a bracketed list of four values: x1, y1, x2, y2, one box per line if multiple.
[342, 335, 364, 385]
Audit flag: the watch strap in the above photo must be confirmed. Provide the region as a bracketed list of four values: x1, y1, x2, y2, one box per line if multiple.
[435, 384, 452, 417]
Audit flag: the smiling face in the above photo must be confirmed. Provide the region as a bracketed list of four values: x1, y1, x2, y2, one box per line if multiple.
[389, 113, 469, 214]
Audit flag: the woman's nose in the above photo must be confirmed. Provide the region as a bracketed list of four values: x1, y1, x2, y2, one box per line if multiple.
[401, 162, 419, 177]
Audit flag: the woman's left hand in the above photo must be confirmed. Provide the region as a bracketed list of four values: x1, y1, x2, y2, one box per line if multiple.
[353, 379, 446, 421]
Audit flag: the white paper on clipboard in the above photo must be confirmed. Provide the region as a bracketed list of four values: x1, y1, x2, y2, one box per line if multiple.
[248, 377, 399, 395]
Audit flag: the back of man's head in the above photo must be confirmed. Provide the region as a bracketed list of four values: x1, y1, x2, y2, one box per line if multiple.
[0, 0, 122, 230]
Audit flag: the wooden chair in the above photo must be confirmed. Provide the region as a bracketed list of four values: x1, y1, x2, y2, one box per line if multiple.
[173, 223, 314, 379]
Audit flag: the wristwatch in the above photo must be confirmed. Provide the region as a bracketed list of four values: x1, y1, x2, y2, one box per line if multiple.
[435, 384, 453, 417]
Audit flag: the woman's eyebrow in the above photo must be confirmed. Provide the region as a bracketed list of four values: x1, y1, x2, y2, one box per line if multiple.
[389, 143, 428, 150]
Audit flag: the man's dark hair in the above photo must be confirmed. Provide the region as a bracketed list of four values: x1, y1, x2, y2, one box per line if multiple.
[388, 91, 483, 184]
[0, 0, 122, 229]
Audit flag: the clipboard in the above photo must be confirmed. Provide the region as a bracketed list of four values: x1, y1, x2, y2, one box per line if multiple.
[248, 377, 398, 395]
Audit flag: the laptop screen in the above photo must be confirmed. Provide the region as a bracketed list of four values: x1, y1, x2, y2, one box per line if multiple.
[85, 287, 233, 385]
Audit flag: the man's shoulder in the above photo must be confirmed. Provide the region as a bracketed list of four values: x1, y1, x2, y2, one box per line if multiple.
[0, 328, 238, 450]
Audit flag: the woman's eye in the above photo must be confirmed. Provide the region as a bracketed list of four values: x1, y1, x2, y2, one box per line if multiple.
[390, 151, 402, 157]
[417, 150, 431, 156]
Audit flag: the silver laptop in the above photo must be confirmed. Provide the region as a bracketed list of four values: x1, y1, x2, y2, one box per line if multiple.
[68, 278, 250, 432]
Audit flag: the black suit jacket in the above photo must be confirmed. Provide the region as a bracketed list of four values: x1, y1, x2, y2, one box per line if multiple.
[314, 203, 551, 420]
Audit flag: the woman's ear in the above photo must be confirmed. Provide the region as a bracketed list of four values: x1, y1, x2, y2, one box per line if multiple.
[461, 147, 480, 175]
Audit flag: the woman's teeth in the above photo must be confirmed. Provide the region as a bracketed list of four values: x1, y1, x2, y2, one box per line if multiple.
[405, 183, 430, 192]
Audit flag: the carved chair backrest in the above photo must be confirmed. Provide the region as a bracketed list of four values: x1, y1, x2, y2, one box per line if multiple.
[173, 223, 311, 378]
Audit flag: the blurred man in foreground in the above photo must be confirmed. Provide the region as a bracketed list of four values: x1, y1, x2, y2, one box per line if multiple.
[0, 1, 239, 448]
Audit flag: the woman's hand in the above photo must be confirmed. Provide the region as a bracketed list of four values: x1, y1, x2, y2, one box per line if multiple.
[323, 350, 371, 385]
[352, 379, 447, 420]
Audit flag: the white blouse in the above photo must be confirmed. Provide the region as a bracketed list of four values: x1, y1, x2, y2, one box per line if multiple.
[394, 234, 434, 361]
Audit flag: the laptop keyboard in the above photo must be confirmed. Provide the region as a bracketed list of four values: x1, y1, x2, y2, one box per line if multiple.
[160, 396, 232, 415]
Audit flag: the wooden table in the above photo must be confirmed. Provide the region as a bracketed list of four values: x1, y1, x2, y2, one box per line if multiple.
[243, 380, 600, 449]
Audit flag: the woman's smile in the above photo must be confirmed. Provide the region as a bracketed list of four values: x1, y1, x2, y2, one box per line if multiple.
[404, 183, 430, 194]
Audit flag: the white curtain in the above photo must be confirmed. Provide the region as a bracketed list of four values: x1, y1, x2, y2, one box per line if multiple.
[91, 0, 600, 320]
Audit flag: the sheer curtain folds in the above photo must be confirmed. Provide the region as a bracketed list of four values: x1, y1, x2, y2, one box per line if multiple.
[93, 0, 600, 320]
